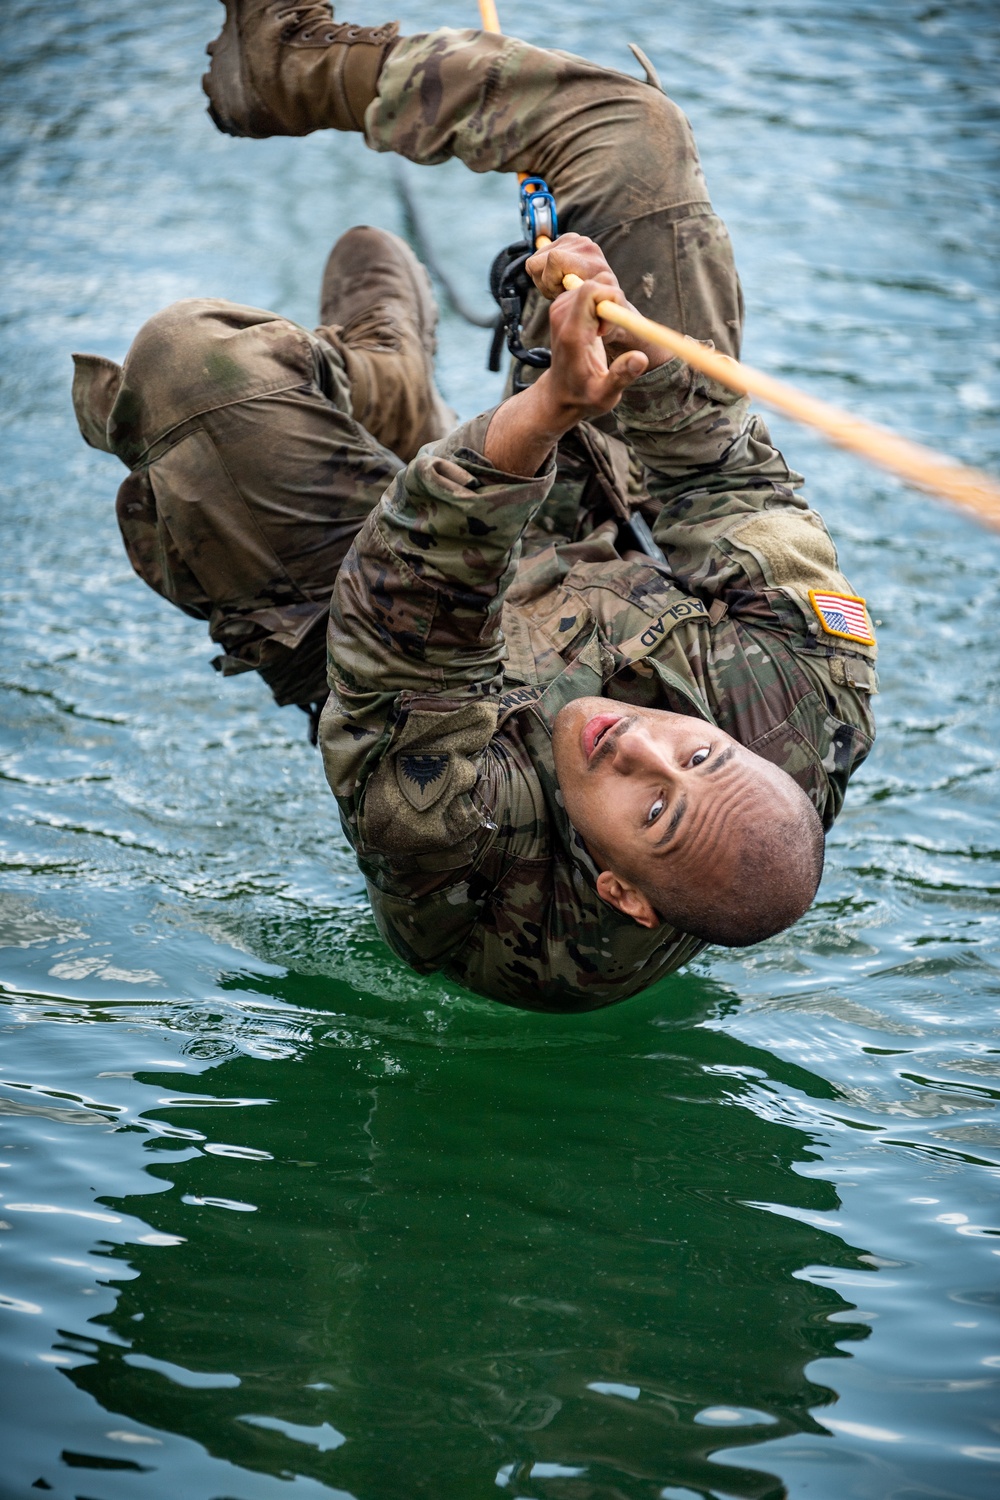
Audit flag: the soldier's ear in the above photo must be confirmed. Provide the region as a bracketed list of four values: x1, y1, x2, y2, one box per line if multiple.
[596, 870, 660, 929]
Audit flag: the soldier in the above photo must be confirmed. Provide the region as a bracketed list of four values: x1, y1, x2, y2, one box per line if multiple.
[72, 3, 877, 1011]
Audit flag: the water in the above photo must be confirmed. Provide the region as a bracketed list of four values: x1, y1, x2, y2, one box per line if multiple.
[1, 1, 999, 1496]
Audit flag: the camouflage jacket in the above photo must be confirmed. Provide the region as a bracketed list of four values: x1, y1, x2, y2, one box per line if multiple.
[319, 357, 877, 1011]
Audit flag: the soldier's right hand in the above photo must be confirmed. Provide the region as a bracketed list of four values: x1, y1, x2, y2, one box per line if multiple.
[545, 275, 649, 422]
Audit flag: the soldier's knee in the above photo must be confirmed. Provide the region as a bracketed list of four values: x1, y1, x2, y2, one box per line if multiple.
[112, 299, 306, 465]
[625, 79, 687, 141]
[131, 296, 224, 348]
[74, 299, 239, 459]
[547, 67, 707, 243]
[125, 298, 267, 381]
[618, 84, 700, 191]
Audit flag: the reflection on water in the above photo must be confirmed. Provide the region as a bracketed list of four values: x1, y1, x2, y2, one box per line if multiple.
[3, 978, 874, 1500]
[1, 0, 999, 1497]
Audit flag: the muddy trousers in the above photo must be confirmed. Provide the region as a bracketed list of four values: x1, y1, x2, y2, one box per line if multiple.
[72, 27, 744, 713]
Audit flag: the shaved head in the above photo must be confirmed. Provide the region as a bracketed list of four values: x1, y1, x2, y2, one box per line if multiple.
[641, 761, 825, 945]
[552, 698, 826, 947]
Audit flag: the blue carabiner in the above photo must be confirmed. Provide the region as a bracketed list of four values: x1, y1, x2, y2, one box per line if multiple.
[519, 176, 558, 247]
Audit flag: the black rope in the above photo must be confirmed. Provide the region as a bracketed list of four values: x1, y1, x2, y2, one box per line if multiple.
[298, 697, 327, 747]
[390, 159, 498, 329]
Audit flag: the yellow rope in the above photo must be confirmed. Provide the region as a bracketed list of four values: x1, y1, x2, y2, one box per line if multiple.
[475, 1, 1000, 528]
[560, 274, 1000, 524]
[477, 0, 501, 33]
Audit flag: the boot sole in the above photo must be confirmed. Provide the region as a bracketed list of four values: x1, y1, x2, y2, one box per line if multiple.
[202, 0, 274, 139]
[322, 227, 440, 358]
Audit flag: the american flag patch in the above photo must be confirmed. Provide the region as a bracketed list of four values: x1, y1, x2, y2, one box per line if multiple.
[808, 589, 875, 646]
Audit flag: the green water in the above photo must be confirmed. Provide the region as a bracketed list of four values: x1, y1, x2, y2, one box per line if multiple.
[1, 2, 999, 1497]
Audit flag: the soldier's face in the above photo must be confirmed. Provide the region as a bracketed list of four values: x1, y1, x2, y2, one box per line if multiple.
[552, 697, 765, 920]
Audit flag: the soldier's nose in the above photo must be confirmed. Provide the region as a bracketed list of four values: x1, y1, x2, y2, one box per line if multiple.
[612, 725, 665, 774]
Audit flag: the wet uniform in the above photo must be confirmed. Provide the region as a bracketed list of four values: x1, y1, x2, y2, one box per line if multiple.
[72, 28, 876, 1010]
[322, 361, 876, 1011]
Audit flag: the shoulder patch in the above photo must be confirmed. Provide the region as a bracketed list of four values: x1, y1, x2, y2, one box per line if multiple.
[396, 752, 453, 812]
[808, 589, 875, 646]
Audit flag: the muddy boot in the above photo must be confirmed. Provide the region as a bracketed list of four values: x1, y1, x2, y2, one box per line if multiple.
[317, 226, 455, 463]
[203, 1, 399, 138]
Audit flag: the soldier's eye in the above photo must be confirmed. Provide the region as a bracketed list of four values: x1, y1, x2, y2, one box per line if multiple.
[691, 747, 711, 767]
[647, 797, 665, 824]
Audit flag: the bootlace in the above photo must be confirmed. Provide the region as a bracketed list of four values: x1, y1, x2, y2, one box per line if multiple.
[276, 3, 334, 44]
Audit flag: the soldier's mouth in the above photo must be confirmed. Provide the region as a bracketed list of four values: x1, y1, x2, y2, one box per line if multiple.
[582, 713, 625, 763]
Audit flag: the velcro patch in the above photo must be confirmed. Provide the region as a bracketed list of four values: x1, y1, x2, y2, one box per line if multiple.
[809, 589, 875, 646]
[396, 752, 453, 812]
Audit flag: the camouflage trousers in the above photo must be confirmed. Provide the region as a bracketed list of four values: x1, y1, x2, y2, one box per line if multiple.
[72, 27, 744, 716]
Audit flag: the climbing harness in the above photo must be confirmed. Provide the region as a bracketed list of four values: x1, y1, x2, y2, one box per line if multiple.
[486, 242, 549, 386]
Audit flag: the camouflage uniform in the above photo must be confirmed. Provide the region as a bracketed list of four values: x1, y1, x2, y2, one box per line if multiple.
[71, 26, 743, 727]
[72, 302, 403, 725]
[322, 365, 877, 1011]
[362, 28, 744, 357]
[72, 28, 876, 1010]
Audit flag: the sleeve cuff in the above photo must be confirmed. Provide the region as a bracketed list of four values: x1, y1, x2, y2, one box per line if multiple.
[423, 408, 558, 490]
[424, 410, 497, 464]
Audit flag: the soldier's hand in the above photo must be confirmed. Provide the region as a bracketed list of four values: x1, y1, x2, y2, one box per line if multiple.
[525, 233, 618, 300]
[484, 274, 649, 477]
[546, 275, 649, 422]
[527, 234, 670, 372]
[484, 240, 657, 477]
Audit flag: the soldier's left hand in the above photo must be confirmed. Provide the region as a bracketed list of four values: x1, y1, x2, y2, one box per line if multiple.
[546, 274, 648, 422]
[528, 234, 670, 373]
[526, 233, 619, 300]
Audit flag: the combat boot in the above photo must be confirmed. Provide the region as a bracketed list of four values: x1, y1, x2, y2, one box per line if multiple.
[203, 1, 399, 138]
[318, 226, 455, 463]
